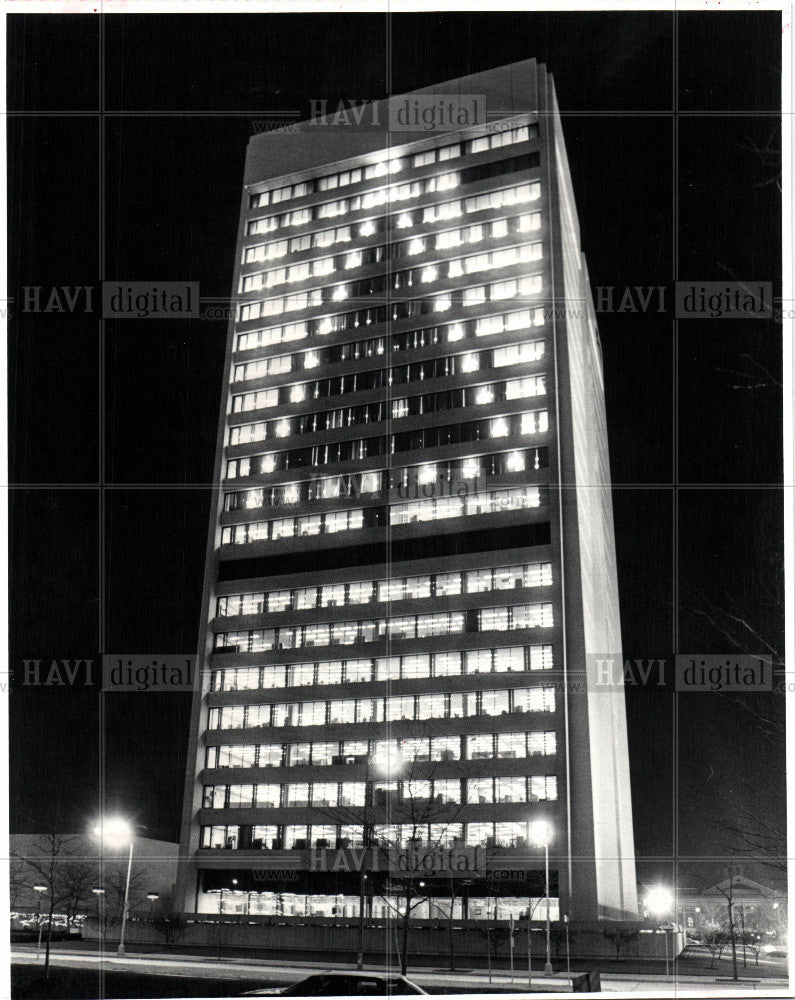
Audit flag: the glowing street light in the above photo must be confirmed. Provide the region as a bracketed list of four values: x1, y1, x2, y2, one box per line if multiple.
[94, 817, 134, 956]
[529, 820, 554, 976]
[644, 885, 674, 977]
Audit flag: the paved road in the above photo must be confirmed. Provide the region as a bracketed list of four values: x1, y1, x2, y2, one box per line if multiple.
[11, 947, 790, 995]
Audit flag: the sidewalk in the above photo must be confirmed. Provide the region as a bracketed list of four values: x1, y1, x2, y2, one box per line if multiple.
[11, 945, 790, 994]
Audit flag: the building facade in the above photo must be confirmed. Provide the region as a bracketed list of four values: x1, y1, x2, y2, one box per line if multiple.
[177, 59, 638, 925]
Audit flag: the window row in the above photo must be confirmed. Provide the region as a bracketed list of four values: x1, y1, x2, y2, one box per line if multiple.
[200, 817, 551, 852]
[245, 181, 540, 270]
[199, 891, 556, 922]
[235, 302, 544, 360]
[237, 270, 543, 323]
[216, 562, 552, 618]
[220, 485, 544, 544]
[246, 179, 540, 238]
[222, 447, 548, 511]
[249, 171, 462, 233]
[209, 646, 553, 694]
[214, 603, 553, 656]
[224, 409, 548, 479]
[247, 155, 537, 237]
[232, 336, 544, 394]
[229, 375, 547, 446]
[207, 685, 556, 731]
[202, 773, 556, 811]
[247, 124, 536, 212]
[204, 730, 556, 769]
[241, 212, 540, 291]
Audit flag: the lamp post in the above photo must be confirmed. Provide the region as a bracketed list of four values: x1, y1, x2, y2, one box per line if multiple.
[146, 892, 159, 918]
[644, 885, 674, 978]
[92, 888, 106, 952]
[529, 820, 553, 976]
[33, 885, 47, 960]
[94, 817, 134, 956]
[357, 745, 404, 970]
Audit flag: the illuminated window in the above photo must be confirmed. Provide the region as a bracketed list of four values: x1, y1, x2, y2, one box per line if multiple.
[527, 732, 556, 756]
[467, 778, 493, 805]
[460, 353, 479, 373]
[506, 451, 525, 472]
[496, 776, 527, 803]
[530, 776, 557, 801]
[396, 212, 412, 229]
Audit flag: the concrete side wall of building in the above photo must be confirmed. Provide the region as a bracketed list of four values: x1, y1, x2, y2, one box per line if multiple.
[544, 78, 638, 920]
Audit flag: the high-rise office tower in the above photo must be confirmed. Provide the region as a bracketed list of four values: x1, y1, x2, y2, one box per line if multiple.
[177, 59, 638, 928]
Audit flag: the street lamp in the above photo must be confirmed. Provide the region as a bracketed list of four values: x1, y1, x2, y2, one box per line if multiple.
[33, 885, 47, 960]
[94, 817, 134, 956]
[529, 820, 554, 976]
[146, 892, 159, 917]
[644, 885, 674, 977]
[356, 745, 405, 970]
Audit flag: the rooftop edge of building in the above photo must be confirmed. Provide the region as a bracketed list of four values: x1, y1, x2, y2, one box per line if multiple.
[245, 58, 547, 186]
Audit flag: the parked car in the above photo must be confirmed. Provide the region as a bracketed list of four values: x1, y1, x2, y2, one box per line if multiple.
[242, 972, 428, 996]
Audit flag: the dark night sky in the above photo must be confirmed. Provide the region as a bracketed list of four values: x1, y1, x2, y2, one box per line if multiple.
[7, 12, 784, 891]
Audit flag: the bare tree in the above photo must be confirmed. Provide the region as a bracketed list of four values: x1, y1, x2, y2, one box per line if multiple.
[320, 752, 468, 976]
[12, 833, 82, 978]
[712, 870, 741, 982]
[602, 926, 639, 960]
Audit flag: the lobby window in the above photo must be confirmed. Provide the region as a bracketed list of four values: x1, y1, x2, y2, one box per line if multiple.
[284, 826, 308, 849]
[252, 825, 279, 849]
